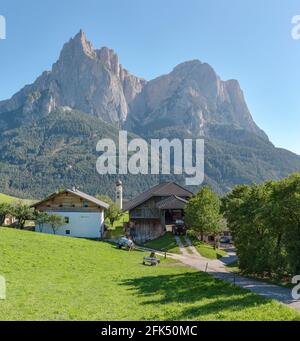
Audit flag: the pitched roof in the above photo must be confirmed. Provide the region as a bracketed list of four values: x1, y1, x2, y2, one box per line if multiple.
[123, 182, 193, 211]
[32, 189, 109, 210]
[156, 195, 189, 210]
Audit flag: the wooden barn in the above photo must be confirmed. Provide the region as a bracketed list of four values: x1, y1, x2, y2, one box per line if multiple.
[123, 182, 193, 243]
[32, 188, 109, 239]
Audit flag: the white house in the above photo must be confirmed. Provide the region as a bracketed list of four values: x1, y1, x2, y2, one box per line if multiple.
[32, 188, 109, 238]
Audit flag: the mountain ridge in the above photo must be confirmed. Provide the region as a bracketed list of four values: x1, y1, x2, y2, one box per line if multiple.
[0, 30, 299, 198]
[0, 30, 146, 124]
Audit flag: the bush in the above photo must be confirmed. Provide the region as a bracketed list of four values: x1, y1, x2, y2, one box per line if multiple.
[222, 173, 300, 279]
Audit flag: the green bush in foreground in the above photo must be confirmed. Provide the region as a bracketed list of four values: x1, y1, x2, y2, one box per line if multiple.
[222, 173, 300, 279]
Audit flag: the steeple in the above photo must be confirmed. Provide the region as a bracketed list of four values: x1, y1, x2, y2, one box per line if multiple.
[115, 180, 123, 209]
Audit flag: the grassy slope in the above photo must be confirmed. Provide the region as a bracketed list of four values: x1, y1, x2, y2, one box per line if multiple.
[0, 192, 33, 205]
[188, 232, 227, 260]
[0, 228, 299, 321]
[144, 232, 181, 254]
[0, 193, 20, 204]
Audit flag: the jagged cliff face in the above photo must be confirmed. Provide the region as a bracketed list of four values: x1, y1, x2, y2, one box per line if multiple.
[126, 60, 267, 140]
[0, 31, 146, 125]
[0, 30, 300, 199]
[0, 30, 266, 139]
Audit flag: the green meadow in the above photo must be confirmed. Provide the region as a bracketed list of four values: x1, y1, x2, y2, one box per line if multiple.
[0, 227, 299, 321]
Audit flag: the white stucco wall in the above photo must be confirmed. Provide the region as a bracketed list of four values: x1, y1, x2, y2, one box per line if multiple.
[36, 211, 104, 238]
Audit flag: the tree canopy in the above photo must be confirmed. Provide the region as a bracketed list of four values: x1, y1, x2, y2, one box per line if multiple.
[185, 186, 224, 244]
[97, 195, 123, 227]
[222, 173, 300, 278]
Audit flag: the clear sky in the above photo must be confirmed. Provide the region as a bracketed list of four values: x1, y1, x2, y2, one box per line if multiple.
[0, 0, 299, 154]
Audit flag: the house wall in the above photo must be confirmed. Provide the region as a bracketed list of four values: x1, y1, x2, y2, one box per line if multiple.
[128, 197, 174, 242]
[36, 211, 104, 239]
[129, 218, 164, 243]
[4, 215, 16, 226]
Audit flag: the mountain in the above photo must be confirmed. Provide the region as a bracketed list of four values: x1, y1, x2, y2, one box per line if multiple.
[0, 108, 165, 199]
[0, 31, 299, 199]
[126, 60, 267, 140]
[0, 30, 146, 126]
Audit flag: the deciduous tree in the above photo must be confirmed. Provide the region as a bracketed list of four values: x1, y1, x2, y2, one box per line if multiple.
[33, 211, 50, 232]
[48, 214, 65, 235]
[185, 187, 224, 246]
[12, 203, 34, 229]
[97, 195, 123, 227]
[0, 203, 13, 226]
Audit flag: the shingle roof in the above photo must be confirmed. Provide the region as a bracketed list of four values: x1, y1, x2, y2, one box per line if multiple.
[156, 195, 189, 210]
[67, 189, 110, 209]
[32, 189, 109, 210]
[123, 182, 193, 211]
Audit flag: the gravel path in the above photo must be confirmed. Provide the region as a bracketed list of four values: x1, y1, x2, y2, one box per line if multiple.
[174, 235, 190, 256]
[184, 235, 200, 257]
[171, 237, 300, 312]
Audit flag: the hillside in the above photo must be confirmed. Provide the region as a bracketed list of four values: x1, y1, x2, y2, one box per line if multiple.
[0, 228, 299, 321]
[0, 193, 19, 203]
[0, 192, 33, 205]
[0, 108, 169, 199]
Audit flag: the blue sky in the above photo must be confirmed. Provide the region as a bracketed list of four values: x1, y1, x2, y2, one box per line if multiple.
[0, 0, 299, 154]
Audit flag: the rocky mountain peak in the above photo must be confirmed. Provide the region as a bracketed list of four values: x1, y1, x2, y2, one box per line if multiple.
[96, 47, 120, 74]
[56, 29, 97, 64]
[0, 31, 146, 124]
[0, 31, 266, 139]
[126, 59, 268, 140]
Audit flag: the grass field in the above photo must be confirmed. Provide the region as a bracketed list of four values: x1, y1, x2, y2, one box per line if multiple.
[188, 232, 227, 259]
[0, 193, 20, 204]
[0, 192, 34, 205]
[0, 227, 299, 321]
[144, 232, 181, 254]
[105, 212, 128, 239]
[226, 261, 293, 288]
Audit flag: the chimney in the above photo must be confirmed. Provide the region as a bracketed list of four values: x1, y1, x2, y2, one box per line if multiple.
[115, 180, 123, 209]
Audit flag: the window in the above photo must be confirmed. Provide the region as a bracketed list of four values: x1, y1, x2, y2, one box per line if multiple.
[83, 200, 89, 208]
[64, 217, 69, 224]
[65, 230, 70, 235]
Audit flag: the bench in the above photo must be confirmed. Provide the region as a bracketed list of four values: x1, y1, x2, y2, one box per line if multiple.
[143, 257, 161, 266]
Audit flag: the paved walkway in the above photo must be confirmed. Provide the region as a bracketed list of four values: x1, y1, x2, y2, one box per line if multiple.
[174, 235, 190, 256]
[172, 237, 300, 312]
[184, 235, 200, 257]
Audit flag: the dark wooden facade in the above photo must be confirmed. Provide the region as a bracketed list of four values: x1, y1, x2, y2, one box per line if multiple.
[129, 197, 165, 243]
[124, 182, 192, 243]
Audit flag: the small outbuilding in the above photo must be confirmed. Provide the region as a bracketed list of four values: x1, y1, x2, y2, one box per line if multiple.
[32, 188, 109, 239]
[123, 182, 193, 243]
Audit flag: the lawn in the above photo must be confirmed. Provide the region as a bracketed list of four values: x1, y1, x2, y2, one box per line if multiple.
[144, 232, 181, 254]
[0, 192, 34, 205]
[0, 193, 20, 204]
[0, 227, 299, 321]
[105, 212, 128, 239]
[188, 232, 227, 260]
[226, 261, 293, 289]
